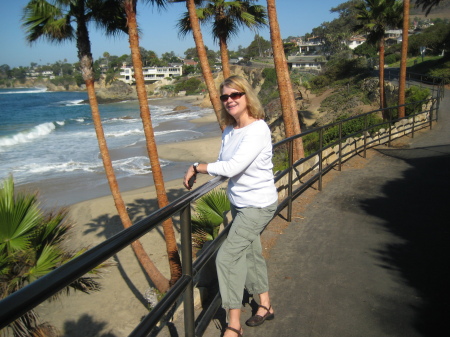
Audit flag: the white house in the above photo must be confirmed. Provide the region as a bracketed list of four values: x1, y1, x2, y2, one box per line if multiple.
[345, 35, 366, 50]
[287, 55, 326, 71]
[118, 64, 183, 84]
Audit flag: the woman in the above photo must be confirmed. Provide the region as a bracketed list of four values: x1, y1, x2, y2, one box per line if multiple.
[183, 76, 278, 337]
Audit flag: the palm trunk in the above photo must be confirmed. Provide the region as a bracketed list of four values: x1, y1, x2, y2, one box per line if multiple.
[379, 37, 387, 115]
[74, 6, 170, 293]
[124, 0, 182, 287]
[219, 36, 231, 79]
[186, 0, 224, 131]
[398, 0, 410, 118]
[266, 0, 304, 160]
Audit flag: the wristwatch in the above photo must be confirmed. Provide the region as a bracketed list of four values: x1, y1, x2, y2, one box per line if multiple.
[193, 162, 199, 174]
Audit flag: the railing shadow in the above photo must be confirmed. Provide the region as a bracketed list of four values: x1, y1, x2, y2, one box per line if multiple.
[360, 145, 450, 336]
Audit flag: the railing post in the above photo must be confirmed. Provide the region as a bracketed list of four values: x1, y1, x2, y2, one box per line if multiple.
[338, 123, 342, 171]
[363, 115, 368, 158]
[287, 140, 294, 222]
[180, 205, 195, 337]
[318, 128, 323, 191]
[429, 100, 435, 130]
[388, 108, 393, 147]
[436, 88, 441, 122]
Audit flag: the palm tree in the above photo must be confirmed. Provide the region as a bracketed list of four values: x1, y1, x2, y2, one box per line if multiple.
[398, 0, 410, 118]
[122, 0, 182, 287]
[415, 0, 443, 15]
[0, 176, 112, 336]
[354, 0, 403, 113]
[401, 0, 444, 116]
[177, 0, 267, 79]
[173, 0, 225, 130]
[22, 0, 170, 293]
[266, 0, 304, 159]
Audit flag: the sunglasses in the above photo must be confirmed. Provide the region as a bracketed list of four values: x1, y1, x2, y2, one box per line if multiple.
[220, 92, 245, 102]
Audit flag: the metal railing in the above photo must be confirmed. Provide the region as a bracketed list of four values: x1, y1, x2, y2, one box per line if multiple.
[0, 73, 444, 337]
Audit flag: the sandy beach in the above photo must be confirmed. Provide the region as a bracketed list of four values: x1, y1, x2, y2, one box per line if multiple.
[33, 97, 223, 336]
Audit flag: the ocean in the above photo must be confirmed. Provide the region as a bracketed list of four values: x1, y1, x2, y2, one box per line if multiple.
[0, 87, 216, 206]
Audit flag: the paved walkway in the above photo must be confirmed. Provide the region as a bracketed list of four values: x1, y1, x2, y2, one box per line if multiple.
[240, 90, 450, 337]
[163, 88, 450, 337]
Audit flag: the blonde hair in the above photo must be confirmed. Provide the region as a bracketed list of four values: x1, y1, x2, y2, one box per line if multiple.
[219, 75, 264, 126]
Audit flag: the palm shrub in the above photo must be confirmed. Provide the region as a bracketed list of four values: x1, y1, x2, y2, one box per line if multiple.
[0, 176, 111, 337]
[191, 188, 230, 249]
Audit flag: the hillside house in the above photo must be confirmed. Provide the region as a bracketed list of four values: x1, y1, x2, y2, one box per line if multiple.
[118, 63, 183, 84]
[297, 36, 323, 54]
[287, 55, 326, 71]
[346, 35, 366, 50]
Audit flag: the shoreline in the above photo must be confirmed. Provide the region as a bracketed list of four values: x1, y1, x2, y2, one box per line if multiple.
[34, 97, 224, 336]
[15, 95, 221, 207]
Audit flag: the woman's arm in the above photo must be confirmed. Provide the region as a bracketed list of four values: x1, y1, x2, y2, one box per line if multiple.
[183, 163, 208, 190]
[207, 129, 268, 178]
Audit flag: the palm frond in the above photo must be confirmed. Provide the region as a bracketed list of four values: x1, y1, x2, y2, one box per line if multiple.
[90, 0, 128, 35]
[191, 188, 230, 249]
[27, 245, 62, 281]
[0, 176, 41, 254]
[1, 176, 113, 335]
[177, 0, 267, 45]
[22, 0, 74, 44]
[33, 208, 72, 250]
[7, 309, 58, 337]
[192, 227, 213, 249]
[194, 188, 230, 227]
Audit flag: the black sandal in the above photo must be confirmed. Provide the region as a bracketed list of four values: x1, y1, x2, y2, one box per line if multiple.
[245, 305, 275, 327]
[225, 326, 243, 337]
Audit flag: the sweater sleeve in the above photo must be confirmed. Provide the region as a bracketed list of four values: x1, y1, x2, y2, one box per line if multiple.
[207, 123, 268, 177]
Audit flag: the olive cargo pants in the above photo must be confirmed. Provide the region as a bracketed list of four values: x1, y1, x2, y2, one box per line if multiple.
[216, 201, 277, 309]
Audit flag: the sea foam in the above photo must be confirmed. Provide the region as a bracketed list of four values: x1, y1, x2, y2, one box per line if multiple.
[0, 88, 47, 95]
[0, 122, 56, 148]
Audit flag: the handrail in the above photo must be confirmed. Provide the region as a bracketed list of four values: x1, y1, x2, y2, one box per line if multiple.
[0, 176, 227, 330]
[0, 73, 445, 337]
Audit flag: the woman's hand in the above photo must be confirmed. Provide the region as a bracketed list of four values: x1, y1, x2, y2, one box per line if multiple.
[183, 165, 197, 190]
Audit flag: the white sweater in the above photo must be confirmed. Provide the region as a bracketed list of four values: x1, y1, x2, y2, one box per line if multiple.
[207, 119, 278, 208]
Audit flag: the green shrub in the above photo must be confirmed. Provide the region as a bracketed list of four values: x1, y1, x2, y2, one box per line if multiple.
[325, 114, 383, 144]
[259, 68, 279, 105]
[302, 131, 320, 156]
[272, 145, 289, 172]
[384, 53, 401, 65]
[175, 77, 202, 95]
[310, 75, 329, 90]
[261, 68, 277, 85]
[404, 86, 431, 116]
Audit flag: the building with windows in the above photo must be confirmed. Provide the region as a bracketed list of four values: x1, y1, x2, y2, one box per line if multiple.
[345, 35, 367, 50]
[287, 55, 326, 71]
[297, 36, 323, 55]
[118, 63, 183, 84]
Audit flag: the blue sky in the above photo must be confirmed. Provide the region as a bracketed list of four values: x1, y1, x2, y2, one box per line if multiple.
[0, 1, 344, 68]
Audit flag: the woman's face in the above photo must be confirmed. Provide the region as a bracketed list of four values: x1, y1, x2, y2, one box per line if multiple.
[221, 85, 248, 121]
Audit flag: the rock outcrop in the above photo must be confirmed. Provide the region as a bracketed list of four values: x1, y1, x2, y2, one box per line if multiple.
[95, 81, 137, 103]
